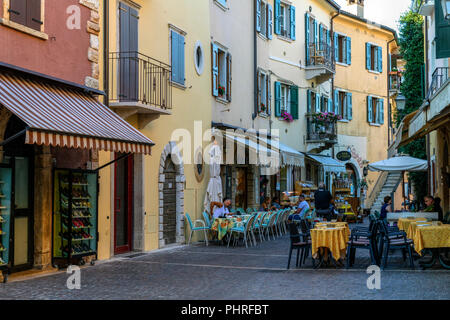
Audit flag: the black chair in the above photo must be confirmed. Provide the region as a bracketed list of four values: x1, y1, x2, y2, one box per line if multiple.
[377, 220, 414, 270]
[346, 218, 379, 268]
[287, 223, 310, 269]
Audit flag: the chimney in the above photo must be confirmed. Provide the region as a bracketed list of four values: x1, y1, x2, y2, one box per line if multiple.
[347, 0, 365, 18]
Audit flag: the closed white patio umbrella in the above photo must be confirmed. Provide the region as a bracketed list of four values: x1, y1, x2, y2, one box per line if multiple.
[204, 142, 223, 215]
[368, 156, 428, 172]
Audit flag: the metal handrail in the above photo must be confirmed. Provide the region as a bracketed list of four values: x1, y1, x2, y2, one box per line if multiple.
[306, 41, 335, 70]
[426, 67, 449, 100]
[305, 114, 337, 142]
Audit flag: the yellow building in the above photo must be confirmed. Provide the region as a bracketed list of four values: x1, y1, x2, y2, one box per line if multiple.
[333, 5, 399, 210]
[97, 0, 212, 259]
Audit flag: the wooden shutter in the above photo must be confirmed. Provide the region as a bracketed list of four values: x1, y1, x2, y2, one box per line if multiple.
[334, 90, 339, 115]
[267, 75, 271, 115]
[307, 89, 311, 113]
[305, 13, 310, 65]
[171, 31, 179, 84]
[377, 46, 383, 72]
[319, 25, 323, 51]
[274, 0, 281, 35]
[366, 43, 371, 70]
[328, 97, 333, 112]
[256, 0, 261, 33]
[367, 96, 373, 123]
[379, 99, 384, 124]
[119, 3, 138, 101]
[334, 32, 338, 62]
[436, 2, 450, 59]
[315, 93, 320, 113]
[226, 53, 232, 101]
[290, 86, 299, 119]
[9, 0, 27, 26]
[257, 70, 261, 112]
[267, 4, 273, 39]
[313, 20, 318, 50]
[178, 34, 185, 85]
[211, 43, 219, 97]
[290, 5, 296, 40]
[275, 82, 281, 117]
[27, 0, 42, 31]
[346, 37, 351, 65]
[347, 92, 352, 120]
[327, 29, 331, 51]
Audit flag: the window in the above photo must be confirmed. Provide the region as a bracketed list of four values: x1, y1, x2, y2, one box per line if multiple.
[333, 89, 352, 121]
[334, 33, 351, 64]
[9, 0, 42, 31]
[212, 43, 232, 101]
[321, 97, 329, 113]
[275, 82, 298, 119]
[275, 0, 295, 40]
[305, 14, 330, 65]
[258, 70, 270, 114]
[257, 0, 273, 39]
[194, 41, 204, 75]
[366, 43, 382, 72]
[367, 96, 384, 125]
[171, 29, 186, 86]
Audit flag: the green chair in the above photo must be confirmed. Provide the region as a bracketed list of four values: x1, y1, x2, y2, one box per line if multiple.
[185, 213, 210, 246]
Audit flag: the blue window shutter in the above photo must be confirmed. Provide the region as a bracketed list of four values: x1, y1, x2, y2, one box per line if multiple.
[347, 92, 352, 120]
[389, 53, 392, 72]
[367, 96, 373, 123]
[315, 94, 320, 113]
[327, 29, 330, 48]
[319, 25, 323, 51]
[347, 37, 351, 65]
[366, 43, 371, 70]
[290, 6, 296, 40]
[305, 13, 310, 64]
[275, 82, 281, 117]
[256, 0, 261, 33]
[314, 20, 318, 49]
[334, 90, 339, 115]
[268, 4, 273, 39]
[218, 0, 227, 7]
[379, 99, 384, 124]
[307, 89, 311, 113]
[171, 30, 178, 83]
[290, 86, 299, 119]
[178, 33, 185, 85]
[334, 32, 338, 62]
[274, 0, 281, 35]
[328, 97, 332, 112]
[211, 43, 219, 97]
[378, 46, 383, 72]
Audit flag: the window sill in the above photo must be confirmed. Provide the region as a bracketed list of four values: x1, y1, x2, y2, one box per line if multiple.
[257, 32, 269, 41]
[0, 18, 48, 40]
[213, 0, 228, 12]
[368, 70, 381, 75]
[336, 62, 350, 67]
[338, 119, 350, 123]
[171, 81, 186, 90]
[369, 123, 382, 127]
[216, 97, 230, 105]
[276, 35, 293, 43]
[258, 112, 270, 118]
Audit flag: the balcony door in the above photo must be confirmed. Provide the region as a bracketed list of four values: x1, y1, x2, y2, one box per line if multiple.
[119, 2, 139, 102]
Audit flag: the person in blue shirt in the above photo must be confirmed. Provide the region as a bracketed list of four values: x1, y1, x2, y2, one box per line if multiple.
[380, 196, 392, 220]
[288, 194, 310, 221]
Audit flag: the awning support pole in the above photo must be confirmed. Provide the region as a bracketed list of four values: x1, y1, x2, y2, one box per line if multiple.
[95, 152, 131, 172]
[0, 128, 27, 147]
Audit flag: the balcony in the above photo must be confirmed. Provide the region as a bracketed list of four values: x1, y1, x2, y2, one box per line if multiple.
[109, 52, 172, 129]
[427, 67, 450, 121]
[305, 42, 335, 84]
[305, 114, 337, 153]
[389, 71, 402, 96]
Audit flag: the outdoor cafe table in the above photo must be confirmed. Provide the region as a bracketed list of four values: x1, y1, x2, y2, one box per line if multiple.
[397, 217, 428, 233]
[310, 222, 350, 268]
[210, 215, 250, 241]
[406, 221, 442, 240]
[409, 224, 450, 269]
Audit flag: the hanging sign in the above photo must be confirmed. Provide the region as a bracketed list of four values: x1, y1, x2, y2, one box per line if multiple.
[336, 151, 352, 162]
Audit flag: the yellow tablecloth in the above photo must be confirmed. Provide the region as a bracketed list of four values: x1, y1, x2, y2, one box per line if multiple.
[310, 225, 350, 261]
[406, 221, 442, 239]
[412, 224, 450, 255]
[397, 218, 428, 232]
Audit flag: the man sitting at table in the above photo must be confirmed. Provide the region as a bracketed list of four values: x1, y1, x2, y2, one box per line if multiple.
[210, 198, 232, 219]
[288, 194, 309, 221]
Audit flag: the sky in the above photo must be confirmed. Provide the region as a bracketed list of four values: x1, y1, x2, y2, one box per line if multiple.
[335, 0, 412, 32]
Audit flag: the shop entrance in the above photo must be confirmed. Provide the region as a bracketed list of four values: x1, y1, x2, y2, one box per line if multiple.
[114, 154, 133, 254]
[162, 156, 176, 245]
[3, 116, 34, 272]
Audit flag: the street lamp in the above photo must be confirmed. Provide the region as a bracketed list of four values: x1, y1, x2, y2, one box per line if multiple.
[395, 93, 406, 111]
[442, 0, 450, 20]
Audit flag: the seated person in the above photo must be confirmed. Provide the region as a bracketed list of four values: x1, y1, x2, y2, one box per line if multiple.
[271, 197, 281, 210]
[424, 195, 443, 221]
[380, 196, 392, 220]
[288, 194, 309, 221]
[210, 198, 232, 219]
[259, 197, 271, 212]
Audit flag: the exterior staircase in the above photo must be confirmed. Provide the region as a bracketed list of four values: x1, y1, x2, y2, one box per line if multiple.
[368, 172, 403, 214]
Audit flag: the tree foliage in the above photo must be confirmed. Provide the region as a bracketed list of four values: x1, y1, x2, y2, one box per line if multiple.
[396, 10, 428, 206]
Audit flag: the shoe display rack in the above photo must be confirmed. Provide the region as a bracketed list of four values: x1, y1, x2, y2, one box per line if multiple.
[52, 169, 98, 268]
[0, 166, 12, 281]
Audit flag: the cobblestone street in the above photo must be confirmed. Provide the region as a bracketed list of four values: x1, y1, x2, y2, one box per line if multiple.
[0, 234, 448, 300]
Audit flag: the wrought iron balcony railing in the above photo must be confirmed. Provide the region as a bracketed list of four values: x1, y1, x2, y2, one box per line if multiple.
[109, 52, 172, 110]
[389, 71, 402, 92]
[306, 114, 338, 143]
[306, 41, 335, 71]
[426, 67, 449, 100]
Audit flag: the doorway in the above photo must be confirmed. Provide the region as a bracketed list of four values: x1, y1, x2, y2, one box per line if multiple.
[162, 156, 176, 245]
[114, 154, 133, 254]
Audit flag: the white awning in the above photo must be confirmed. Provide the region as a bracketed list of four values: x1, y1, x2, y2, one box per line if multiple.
[368, 156, 428, 172]
[259, 138, 305, 168]
[306, 154, 346, 173]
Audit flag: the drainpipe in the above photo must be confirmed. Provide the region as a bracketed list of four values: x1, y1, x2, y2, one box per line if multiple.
[330, 10, 340, 159]
[252, 0, 258, 121]
[103, 0, 109, 107]
[387, 38, 395, 147]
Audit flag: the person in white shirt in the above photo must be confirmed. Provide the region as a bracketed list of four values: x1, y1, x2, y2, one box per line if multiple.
[211, 198, 232, 219]
[289, 194, 310, 221]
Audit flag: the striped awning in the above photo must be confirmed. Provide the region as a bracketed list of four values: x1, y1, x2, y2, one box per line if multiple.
[0, 72, 154, 154]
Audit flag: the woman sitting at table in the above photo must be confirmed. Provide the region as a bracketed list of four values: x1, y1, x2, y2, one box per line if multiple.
[259, 197, 271, 212]
[210, 198, 232, 219]
[380, 196, 392, 220]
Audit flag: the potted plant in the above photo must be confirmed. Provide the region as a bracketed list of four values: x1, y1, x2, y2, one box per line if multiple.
[218, 85, 226, 97]
[281, 111, 293, 122]
[311, 112, 342, 127]
[260, 103, 266, 112]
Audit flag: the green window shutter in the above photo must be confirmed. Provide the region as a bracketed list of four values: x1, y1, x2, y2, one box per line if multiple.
[366, 43, 371, 70]
[346, 37, 351, 65]
[274, 0, 281, 35]
[267, 4, 273, 39]
[290, 6, 296, 40]
[305, 13, 310, 64]
[379, 99, 384, 124]
[315, 94, 320, 113]
[275, 82, 281, 117]
[256, 0, 261, 33]
[435, 2, 450, 59]
[377, 46, 383, 72]
[334, 90, 339, 115]
[347, 92, 352, 120]
[367, 96, 373, 123]
[334, 32, 338, 62]
[307, 89, 311, 113]
[211, 43, 219, 97]
[290, 86, 299, 119]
